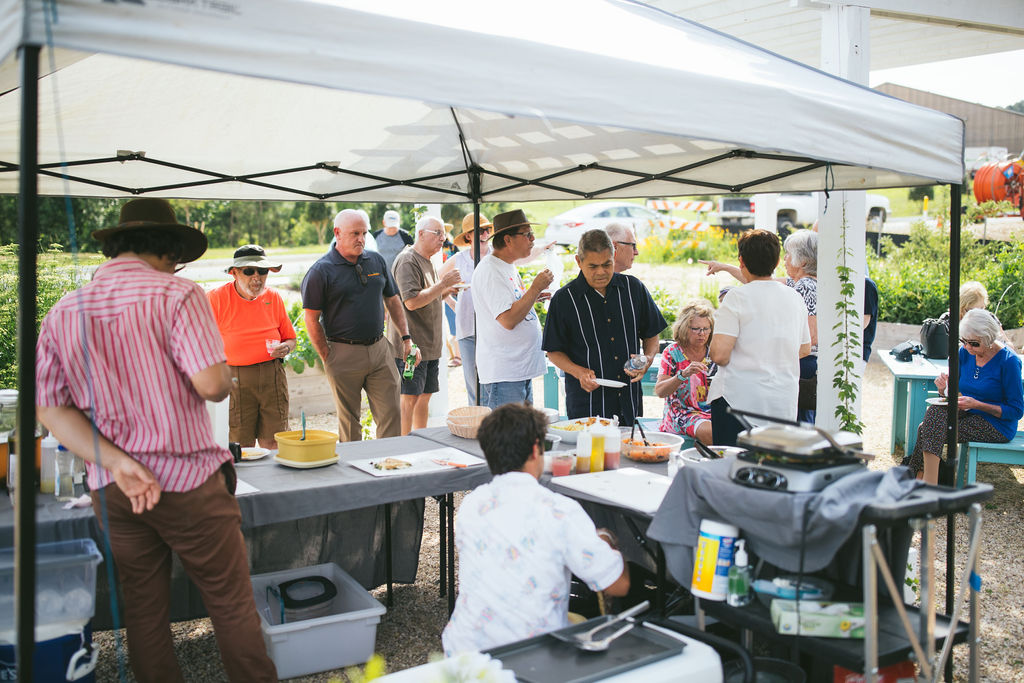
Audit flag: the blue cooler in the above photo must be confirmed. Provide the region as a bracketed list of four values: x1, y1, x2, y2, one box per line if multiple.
[0, 539, 103, 681]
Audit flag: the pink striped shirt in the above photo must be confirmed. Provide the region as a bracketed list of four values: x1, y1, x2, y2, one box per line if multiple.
[36, 257, 231, 492]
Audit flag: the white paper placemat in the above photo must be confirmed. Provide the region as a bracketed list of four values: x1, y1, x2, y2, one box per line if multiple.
[552, 468, 672, 515]
[349, 447, 486, 477]
[234, 479, 260, 495]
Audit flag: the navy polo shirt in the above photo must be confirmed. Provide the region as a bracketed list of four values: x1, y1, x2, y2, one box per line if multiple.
[542, 272, 666, 426]
[301, 248, 398, 340]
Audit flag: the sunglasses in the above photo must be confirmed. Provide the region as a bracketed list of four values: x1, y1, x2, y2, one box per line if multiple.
[355, 263, 368, 286]
[515, 231, 535, 240]
[959, 338, 981, 348]
[241, 267, 269, 276]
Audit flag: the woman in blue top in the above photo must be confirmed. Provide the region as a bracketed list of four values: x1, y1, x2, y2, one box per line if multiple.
[909, 309, 1024, 484]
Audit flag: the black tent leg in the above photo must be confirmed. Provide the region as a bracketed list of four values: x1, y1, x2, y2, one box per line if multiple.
[945, 182, 961, 683]
[16, 42, 40, 683]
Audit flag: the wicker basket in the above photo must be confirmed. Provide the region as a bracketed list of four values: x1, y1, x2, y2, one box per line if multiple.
[446, 406, 491, 439]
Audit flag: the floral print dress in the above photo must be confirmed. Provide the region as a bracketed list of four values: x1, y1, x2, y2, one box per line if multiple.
[658, 342, 716, 437]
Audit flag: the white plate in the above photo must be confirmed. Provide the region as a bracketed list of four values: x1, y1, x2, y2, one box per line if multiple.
[239, 447, 270, 462]
[926, 397, 949, 406]
[593, 378, 627, 389]
[274, 455, 339, 469]
[452, 283, 470, 290]
[548, 417, 615, 444]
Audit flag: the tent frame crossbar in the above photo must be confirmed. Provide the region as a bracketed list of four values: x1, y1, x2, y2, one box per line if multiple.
[1, 149, 848, 202]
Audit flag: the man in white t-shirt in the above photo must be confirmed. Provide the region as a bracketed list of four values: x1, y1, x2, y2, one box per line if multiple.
[442, 403, 630, 654]
[472, 209, 554, 409]
[707, 229, 811, 445]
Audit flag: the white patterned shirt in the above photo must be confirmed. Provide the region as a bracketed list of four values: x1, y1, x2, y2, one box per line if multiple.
[442, 472, 624, 655]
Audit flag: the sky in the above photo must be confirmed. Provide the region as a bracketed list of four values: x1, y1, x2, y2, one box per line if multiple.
[869, 49, 1024, 109]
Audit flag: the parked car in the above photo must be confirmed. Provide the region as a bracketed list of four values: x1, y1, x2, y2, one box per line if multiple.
[544, 202, 663, 246]
[709, 196, 755, 233]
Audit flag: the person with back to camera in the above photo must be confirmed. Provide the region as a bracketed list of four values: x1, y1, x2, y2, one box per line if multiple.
[907, 308, 1023, 484]
[441, 403, 630, 654]
[702, 229, 819, 422]
[655, 298, 717, 444]
[704, 230, 811, 446]
[939, 281, 1016, 352]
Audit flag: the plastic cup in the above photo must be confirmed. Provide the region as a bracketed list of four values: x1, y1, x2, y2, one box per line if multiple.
[266, 338, 280, 354]
[552, 454, 574, 477]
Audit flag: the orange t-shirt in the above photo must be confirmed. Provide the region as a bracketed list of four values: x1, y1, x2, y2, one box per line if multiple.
[207, 282, 296, 366]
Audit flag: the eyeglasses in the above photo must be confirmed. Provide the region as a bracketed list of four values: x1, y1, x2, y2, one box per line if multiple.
[514, 231, 535, 240]
[422, 229, 444, 237]
[354, 263, 368, 286]
[241, 267, 269, 276]
[959, 338, 981, 348]
[690, 327, 711, 335]
[616, 241, 638, 251]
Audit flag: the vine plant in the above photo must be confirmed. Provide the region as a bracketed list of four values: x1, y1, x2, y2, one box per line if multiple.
[832, 202, 865, 434]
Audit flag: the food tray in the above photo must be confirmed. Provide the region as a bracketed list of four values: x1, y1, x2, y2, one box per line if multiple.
[547, 417, 615, 444]
[620, 430, 685, 463]
[485, 617, 685, 683]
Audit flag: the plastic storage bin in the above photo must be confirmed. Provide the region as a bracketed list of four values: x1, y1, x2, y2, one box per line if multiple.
[251, 562, 386, 679]
[0, 538, 103, 681]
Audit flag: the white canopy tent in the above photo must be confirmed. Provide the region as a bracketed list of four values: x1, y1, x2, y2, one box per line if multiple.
[0, 0, 963, 201]
[2, 1, 967, 677]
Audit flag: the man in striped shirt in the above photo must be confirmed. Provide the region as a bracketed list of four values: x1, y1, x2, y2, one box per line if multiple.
[542, 229, 666, 427]
[37, 199, 276, 682]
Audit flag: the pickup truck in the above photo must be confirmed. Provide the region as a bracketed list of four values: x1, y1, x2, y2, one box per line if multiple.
[753, 192, 890, 232]
[709, 196, 755, 233]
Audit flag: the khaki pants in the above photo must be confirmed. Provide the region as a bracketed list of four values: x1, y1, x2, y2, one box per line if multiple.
[92, 470, 277, 683]
[229, 360, 289, 445]
[324, 337, 401, 441]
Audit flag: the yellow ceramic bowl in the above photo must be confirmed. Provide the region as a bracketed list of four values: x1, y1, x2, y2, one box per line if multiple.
[274, 430, 337, 463]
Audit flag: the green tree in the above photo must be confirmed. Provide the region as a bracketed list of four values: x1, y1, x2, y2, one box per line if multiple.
[1006, 99, 1024, 114]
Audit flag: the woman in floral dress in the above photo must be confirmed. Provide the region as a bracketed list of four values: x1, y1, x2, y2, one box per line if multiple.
[655, 298, 716, 444]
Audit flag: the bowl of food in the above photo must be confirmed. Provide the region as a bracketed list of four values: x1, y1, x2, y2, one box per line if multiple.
[446, 405, 492, 439]
[547, 416, 615, 444]
[620, 430, 685, 463]
[275, 430, 338, 463]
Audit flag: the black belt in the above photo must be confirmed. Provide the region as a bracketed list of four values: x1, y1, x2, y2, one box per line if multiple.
[328, 333, 384, 346]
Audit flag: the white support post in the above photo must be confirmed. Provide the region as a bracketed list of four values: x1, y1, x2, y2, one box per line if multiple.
[815, 3, 869, 432]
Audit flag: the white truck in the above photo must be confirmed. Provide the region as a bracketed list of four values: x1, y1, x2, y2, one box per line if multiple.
[753, 192, 890, 233]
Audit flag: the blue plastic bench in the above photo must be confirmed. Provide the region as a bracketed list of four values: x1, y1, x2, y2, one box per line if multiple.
[955, 431, 1024, 487]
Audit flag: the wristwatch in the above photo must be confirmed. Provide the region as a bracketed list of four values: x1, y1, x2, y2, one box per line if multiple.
[401, 334, 412, 341]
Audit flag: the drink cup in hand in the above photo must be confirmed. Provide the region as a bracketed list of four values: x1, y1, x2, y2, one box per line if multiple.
[266, 339, 280, 355]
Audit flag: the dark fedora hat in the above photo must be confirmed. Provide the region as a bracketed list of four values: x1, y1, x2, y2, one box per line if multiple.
[92, 198, 208, 263]
[490, 209, 537, 239]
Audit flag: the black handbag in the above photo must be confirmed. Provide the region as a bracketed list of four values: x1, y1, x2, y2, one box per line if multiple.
[920, 316, 949, 359]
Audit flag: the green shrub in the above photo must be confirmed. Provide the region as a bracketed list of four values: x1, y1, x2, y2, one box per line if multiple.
[635, 226, 736, 266]
[285, 300, 322, 373]
[0, 245, 90, 389]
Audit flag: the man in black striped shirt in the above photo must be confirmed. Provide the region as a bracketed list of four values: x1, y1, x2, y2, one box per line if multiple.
[542, 230, 666, 426]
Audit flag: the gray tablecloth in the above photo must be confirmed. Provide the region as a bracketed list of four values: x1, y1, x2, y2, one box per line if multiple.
[1, 434, 494, 628]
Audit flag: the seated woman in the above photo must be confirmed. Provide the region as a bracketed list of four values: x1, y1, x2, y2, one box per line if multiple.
[655, 299, 717, 444]
[908, 309, 1024, 484]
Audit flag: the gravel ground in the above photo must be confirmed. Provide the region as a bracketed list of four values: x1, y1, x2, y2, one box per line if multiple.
[93, 264, 1024, 682]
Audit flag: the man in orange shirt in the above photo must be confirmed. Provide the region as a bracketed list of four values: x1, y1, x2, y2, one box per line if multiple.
[208, 245, 296, 449]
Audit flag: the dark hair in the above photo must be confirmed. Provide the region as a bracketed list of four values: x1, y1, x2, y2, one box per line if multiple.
[491, 230, 515, 251]
[101, 227, 187, 261]
[737, 229, 780, 277]
[477, 403, 547, 475]
[578, 229, 613, 257]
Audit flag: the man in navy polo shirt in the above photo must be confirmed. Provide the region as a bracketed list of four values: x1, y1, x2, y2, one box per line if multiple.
[542, 229, 665, 426]
[302, 209, 419, 441]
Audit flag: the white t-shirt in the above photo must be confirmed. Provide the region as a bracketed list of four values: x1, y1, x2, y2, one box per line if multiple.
[472, 254, 546, 384]
[707, 279, 810, 422]
[441, 472, 624, 655]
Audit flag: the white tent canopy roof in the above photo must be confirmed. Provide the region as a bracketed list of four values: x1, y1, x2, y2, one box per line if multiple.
[0, 0, 964, 202]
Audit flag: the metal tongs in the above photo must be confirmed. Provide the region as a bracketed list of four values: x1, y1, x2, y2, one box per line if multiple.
[629, 411, 650, 446]
[551, 600, 650, 651]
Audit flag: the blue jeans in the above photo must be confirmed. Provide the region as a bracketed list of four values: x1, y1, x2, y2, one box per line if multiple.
[480, 380, 533, 411]
[457, 336, 478, 406]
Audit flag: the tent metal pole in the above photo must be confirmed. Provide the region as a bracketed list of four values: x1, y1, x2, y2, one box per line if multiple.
[16, 42, 40, 682]
[945, 182, 962, 683]
[470, 167, 482, 407]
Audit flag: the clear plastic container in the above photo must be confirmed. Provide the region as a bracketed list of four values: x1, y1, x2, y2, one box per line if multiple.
[40, 435, 58, 494]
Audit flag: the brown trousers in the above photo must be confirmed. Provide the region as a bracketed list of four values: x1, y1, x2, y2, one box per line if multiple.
[323, 337, 401, 441]
[92, 469, 277, 683]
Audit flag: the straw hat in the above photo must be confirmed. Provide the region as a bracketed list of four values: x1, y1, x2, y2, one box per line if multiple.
[451, 213, 493, 248]
[92, 198, 207, 263]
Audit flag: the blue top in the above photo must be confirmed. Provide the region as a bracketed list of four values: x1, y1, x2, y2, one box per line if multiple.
[959, 345, 1024, 440]
[541, 272, 666, 426]
[301, 248, 398, 340]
